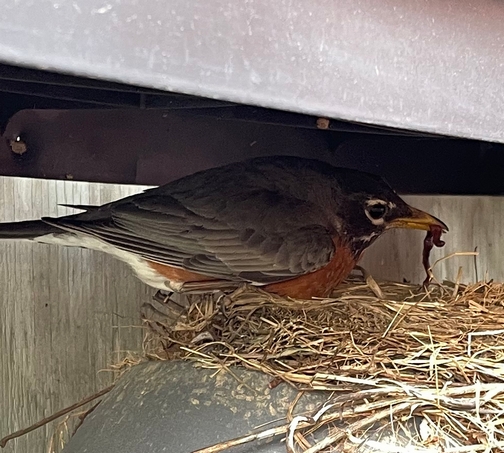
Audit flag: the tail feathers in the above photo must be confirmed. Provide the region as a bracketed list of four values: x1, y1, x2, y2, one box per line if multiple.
[0, 220, 61, 239]
[58, 204, 100, 212]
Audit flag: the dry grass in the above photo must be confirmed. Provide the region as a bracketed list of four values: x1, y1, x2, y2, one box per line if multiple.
[138, 274, 504, 452]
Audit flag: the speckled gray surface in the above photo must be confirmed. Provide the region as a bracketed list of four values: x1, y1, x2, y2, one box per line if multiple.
[62, 361, 328, 453]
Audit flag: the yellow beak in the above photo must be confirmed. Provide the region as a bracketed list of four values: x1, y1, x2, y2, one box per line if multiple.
[388, 206, 448, 232]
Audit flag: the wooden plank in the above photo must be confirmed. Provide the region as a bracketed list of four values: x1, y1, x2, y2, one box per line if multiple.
[0, 178, 152, 453]
[0, 177, 500, 452]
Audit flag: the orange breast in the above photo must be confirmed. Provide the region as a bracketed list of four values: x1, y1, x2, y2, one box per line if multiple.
[147, 237, 357, 299]
[264, 238, 357, 299]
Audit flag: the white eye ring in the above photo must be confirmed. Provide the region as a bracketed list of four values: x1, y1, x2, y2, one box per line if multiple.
[365, 200, 388, 225]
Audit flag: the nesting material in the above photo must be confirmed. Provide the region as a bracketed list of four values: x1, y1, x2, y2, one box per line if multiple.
[142, 276, 504, 452]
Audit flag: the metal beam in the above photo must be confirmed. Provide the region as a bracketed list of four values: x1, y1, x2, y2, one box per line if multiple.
[3, 108, 503, 195]
[0, 108, 332, 186]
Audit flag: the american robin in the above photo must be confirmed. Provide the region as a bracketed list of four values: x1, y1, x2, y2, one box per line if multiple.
[0, 156, 447, 299]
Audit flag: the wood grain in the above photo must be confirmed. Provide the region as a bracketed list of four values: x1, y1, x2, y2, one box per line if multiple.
[0, 178, 152, 453]
[0, 178, 499, 452]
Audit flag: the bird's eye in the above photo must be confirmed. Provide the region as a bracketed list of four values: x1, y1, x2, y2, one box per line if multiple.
[364, 201, 389, 225]
[367, 204, 387, 220]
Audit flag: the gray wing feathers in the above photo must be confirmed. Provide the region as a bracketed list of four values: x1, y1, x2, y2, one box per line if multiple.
[44, 191, 335, 284]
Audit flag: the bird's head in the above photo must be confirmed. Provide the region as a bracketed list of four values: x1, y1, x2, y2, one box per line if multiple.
[328, 168, 448, 253]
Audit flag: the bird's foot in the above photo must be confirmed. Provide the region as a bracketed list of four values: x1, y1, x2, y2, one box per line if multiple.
[141, 290, 189, 329]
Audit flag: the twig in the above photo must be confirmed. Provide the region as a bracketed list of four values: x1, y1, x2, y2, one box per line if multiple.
[286, 392, 310, 452]
[355, 265, 384, 299]
[452, 266, 463, 297]
[467, 329, 504, 357]
[303, 401, 412, 453]
[191, 425, 289, 453]
[431, 251, 479, 270]
[72, 401, 101, 436]
[346, 432, 433, 453]
[473, 246, 479, 282]
[0, 385, 114, 449]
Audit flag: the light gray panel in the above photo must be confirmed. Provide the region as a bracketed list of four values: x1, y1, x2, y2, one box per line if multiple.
[0, 1, 503, 141]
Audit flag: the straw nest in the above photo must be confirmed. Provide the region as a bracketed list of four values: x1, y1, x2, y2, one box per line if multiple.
[137, 271, 504, 453]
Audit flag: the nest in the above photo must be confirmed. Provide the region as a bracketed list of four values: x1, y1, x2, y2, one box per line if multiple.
[140, 273, 504, 453]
